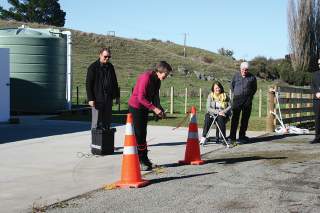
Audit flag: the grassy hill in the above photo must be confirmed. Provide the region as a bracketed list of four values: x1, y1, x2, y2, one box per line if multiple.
[0, 19, 238, 99]
[0, 19, 274, 131]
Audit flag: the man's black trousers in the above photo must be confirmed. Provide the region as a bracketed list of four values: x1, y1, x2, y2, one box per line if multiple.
[314, 100, 320, 141]
[229, 104, 252, 140]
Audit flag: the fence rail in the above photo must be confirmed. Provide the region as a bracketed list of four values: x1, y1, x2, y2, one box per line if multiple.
[72, 85, 267, 117]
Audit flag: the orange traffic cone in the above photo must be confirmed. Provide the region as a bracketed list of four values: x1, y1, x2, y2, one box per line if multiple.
[115, 113, 149, 188]
[179, 106, 205, 165]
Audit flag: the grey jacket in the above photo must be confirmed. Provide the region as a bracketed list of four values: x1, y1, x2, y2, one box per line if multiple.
[206, 93, 231, 116]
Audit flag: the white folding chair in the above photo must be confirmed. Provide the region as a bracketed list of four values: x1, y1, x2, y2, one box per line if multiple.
[202, 113, 230, 148]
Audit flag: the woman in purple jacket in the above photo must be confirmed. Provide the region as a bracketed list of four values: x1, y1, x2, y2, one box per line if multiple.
[128, 61, 172, 171]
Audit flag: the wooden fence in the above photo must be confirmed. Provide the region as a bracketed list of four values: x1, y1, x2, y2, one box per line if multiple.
[162, 86, 265, 116]
[74, 85, 266, 117]
[266, 85, 315, 132]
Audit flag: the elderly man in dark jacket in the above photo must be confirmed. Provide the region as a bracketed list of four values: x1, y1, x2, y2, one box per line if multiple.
[86, 48, 119, 129]
[229, 62, 257, 144]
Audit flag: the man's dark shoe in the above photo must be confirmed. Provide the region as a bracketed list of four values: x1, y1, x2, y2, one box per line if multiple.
[310, 139, 320, 144]
[140, 161, 152, 171]
[139, 155, 157, 171]
[144, 156, 157, 168]
[228, 138, 237, 147]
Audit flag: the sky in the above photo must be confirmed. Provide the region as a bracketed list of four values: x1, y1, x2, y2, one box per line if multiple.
[0, 0, 289, 60]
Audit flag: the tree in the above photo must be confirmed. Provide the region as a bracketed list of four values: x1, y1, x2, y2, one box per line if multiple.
[288, 0, 320, 73]
[0, 0, 66, 27]
[250, 56, 280, 80]
[217, 47, 234, 57]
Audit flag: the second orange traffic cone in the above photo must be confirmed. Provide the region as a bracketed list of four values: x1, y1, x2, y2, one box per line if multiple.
[115, 113, 149, 188]
[179, 106, 205, 165]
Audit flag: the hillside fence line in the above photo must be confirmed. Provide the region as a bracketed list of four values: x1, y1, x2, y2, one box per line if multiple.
[73, 85, 266, 117]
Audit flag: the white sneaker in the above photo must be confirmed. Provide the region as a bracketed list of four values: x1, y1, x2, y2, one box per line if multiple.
[199, 137, 207, 145]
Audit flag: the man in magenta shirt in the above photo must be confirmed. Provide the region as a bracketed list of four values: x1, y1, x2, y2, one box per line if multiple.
[128, 61, 172, 171]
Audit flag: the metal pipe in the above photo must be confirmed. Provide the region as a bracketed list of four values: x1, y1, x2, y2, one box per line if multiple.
[62, 31, 72, 110]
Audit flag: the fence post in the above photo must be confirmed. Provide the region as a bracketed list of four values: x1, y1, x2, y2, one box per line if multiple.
[297, 93, 302, 124]
[76, 86, 79, 106]
[266, 87, 276, 132]
[307, 93, 312, 116]
[286, 92, 291, 119]
[170, 86, 174, 114]
[291, 93, 295, 123]
[185, 87, 188, 114]
[259, 89, 262, 118]
[199, 88, 202, 112]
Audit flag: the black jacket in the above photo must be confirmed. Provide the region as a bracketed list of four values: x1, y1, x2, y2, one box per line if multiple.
[312, 70, 320, 100]
[231, 72, 257, 108]
[86, 60, 119, 103]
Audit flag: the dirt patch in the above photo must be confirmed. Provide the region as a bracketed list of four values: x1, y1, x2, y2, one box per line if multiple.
[217, 200, 256, 210]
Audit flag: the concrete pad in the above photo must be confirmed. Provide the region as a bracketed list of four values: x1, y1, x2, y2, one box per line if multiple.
[0, 116, 265, 213]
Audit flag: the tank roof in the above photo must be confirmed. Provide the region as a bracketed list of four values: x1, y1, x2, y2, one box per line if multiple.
[0, 25, 62, 37]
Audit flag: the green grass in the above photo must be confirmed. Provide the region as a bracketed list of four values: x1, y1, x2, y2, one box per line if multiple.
[51, 108, 268, 131]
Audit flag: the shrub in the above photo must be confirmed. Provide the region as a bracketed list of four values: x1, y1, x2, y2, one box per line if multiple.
[202, 56, 213, 64]
[150, 38, 161, 42]
[217, 47, 234, 57]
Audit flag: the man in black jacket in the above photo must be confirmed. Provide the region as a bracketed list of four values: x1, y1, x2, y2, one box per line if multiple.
[310, 59, 320, 144]
[86, 48, 119, 129]
[229, 62, 257, 144]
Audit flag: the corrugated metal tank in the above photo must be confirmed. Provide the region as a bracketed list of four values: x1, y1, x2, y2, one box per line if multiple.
[0, 26, 67, 113]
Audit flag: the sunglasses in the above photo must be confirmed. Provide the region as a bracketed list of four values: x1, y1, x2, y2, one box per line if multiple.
[103, 55, 111, 59]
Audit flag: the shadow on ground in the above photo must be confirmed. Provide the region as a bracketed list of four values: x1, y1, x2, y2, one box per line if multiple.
[204, 156, 287, 165]
[161, 156, 287, 168]
[149, 172, 217, 184]
[149, 141, 186, 147]
[250, 133, 314, 143]
[0, 117, 122, 144]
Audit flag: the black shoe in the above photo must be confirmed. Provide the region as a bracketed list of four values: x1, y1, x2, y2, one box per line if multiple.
[145, 156, 157, 168]
[310, 139, 320, 144]
[139, 155, 157, 171]
[140, 161, 152, 171]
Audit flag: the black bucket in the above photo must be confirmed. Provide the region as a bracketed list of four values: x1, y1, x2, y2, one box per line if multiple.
[91, 128, 116, 155]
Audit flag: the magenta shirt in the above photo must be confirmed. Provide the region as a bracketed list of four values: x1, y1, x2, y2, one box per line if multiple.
[128, 70, 160, 110]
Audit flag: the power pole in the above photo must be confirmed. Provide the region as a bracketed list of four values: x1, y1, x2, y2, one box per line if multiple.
[183, 33, 187, 58]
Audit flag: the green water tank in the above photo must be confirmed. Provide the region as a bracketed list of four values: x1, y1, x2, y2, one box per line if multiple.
[0, 26, 67, 113]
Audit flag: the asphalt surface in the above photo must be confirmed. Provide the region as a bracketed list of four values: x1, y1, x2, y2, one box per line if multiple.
[1, 115, 266, 213]
[46, 133, 320, 213]
[2, 115, 318, 213]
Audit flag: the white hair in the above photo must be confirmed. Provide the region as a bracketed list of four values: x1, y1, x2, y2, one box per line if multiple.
[240, 62, 249, 69]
